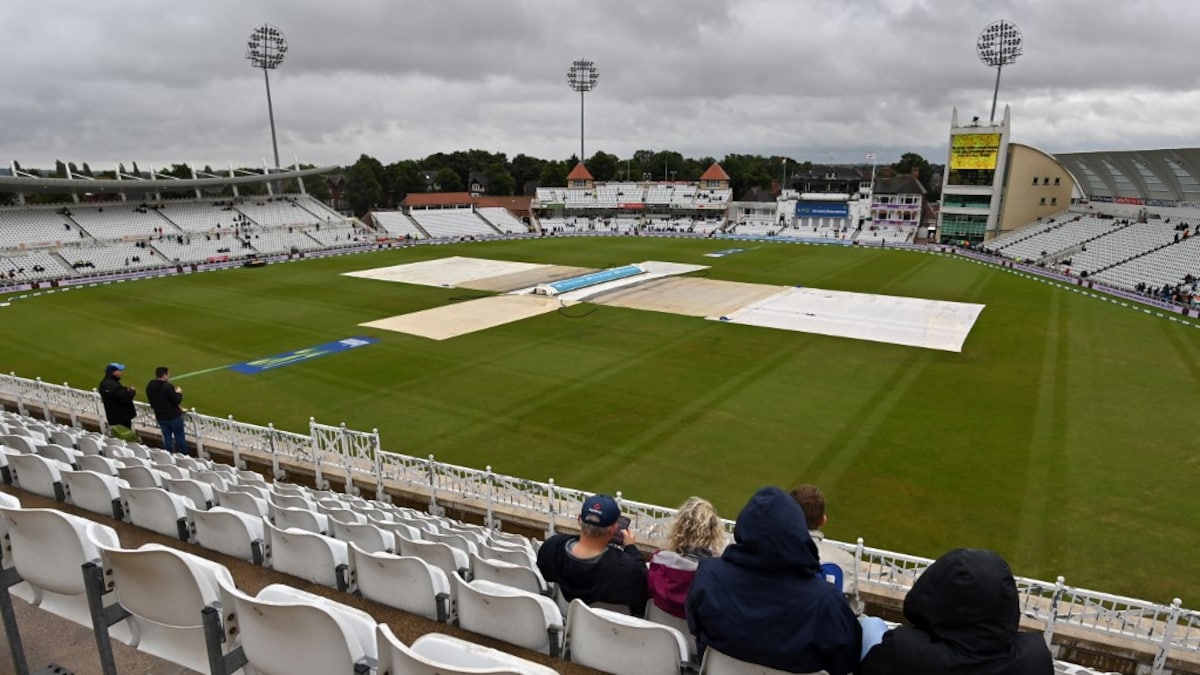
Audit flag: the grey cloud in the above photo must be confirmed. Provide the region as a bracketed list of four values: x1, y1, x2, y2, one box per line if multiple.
[2, 0, 1198, 169]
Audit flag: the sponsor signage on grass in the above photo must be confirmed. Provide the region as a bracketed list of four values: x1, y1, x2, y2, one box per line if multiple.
[229, 337, 379, 374]
[795, 202, 850, 218]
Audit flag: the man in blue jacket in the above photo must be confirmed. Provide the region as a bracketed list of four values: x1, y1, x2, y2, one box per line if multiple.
[686, 486, 861, 674]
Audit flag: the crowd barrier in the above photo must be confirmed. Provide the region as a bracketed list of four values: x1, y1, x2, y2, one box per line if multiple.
[0, 371, 1195, 673]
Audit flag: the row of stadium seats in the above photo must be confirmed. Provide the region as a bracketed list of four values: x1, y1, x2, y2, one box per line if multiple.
[0, 407, 1125, 675]
[408, 208, 502, 238]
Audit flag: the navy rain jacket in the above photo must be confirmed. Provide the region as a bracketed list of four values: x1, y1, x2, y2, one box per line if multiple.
[685, 486, 861, 674]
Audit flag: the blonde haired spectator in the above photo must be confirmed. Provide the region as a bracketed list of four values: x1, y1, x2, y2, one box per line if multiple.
[647, 497, 726, 618]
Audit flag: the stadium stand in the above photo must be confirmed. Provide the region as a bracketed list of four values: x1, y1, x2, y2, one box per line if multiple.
[371, 210, 428, 238]
[0, 208, 80, 248]
[235, 196, 330, 229]
[477, 206, 530, 234]
[997, 215, 1126, 263]
[68, 204, 173, 240]
[156, 201, 244, 233]
[409, 207, 501, 238]
[0, 400, 1190, 674]
[1064, 220, 1180, 274]
[1093, 234, 1200, 290]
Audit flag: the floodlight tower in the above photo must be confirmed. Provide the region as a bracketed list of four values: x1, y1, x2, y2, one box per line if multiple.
[566, 59, 599, 164]
[246, 23, 289, 169]
[976, 20, 1022, 124]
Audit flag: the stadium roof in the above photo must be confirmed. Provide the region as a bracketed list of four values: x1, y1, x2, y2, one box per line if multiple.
[1052, 148, 1200, 203]
[699, 163, 730, 181]
[565, 162, 593, 181]
[0, 166, 336, 195]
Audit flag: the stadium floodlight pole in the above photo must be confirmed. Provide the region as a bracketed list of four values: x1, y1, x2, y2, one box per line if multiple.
[246, 23, 289, 169]
[566, 59, 599, 164]
[976, 20, 1023, 124]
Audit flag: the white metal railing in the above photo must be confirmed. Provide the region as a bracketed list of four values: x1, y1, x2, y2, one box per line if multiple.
[0, 347, 1195, 670]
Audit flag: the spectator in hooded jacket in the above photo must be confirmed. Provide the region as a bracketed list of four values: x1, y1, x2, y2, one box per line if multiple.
[647, 496, 726, 619]
[859, 548, 1053, 675]
[686, 486, 861, 674]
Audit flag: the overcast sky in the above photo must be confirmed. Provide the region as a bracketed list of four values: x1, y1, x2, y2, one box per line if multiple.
[3, 0, 1198, 170]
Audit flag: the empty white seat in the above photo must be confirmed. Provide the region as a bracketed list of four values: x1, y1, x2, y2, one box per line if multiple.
[271, 504, 329, 534]
[453, 575, 563, 656]
[376, 625, 559, 675]
[348, 542, 453, 622]
[235, 469, 270, 488]
[119, 485, 195, 541]
[330, 519, 395, 553]
[0, 434, 38, 454]
[116, 464, 164, 488]
[76, 435, 106, 456]
[7, 453, 68, 501]
[223, 482, 269, 501]
[565, 598, 689, 675]
[96, 542, 235, 673]
[77, 453, 121, 476]
[700, 647, 823, 674]
[216, 579, 377, 674]
[35, 443, 80, 467]
[213, 488, 269, 518]
[61, 469, 128, 519]
[162, 476, 215, 510]
[427, 529, 480, 557]
[323, 506, 366, 526]
[0, 507, 136, 642]
[150, 463, 190, 480]
[264, 519, 350, 590]
[646, 600, 697, 662]
[49, 430, 77, 448]
[470, 551, 549, 595]
[189, 468, 231, 492]
[398, 535, 470, 580]
[189, 506, 266, 564]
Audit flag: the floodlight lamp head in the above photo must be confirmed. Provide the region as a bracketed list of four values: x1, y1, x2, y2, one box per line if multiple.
[567, 59, 599, 93]
[246, 23, 288, 70]
[976, 20, 1022, 68]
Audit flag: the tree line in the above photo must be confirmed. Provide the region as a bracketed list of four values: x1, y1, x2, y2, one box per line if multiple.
[3, 150, 939, 214]
[341, 149, 940, 217]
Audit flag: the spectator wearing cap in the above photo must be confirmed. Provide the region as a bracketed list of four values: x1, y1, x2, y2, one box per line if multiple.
[536, 494, 649, 616]
[98, 362, 137, 431]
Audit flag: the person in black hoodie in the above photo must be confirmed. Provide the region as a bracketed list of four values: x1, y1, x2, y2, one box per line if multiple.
[98, 362, 137, 430]
[859, 548, 1053, 675]
[686, 486, 861, 674]
[145, 366, 187, 454]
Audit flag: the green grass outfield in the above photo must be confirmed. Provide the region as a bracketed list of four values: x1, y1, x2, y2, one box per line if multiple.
[3, 237, 1198, 603]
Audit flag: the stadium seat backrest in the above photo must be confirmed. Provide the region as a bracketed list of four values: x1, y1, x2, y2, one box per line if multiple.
[8, 453, 67, 500]
[264, 519, 348, 589]
[452, 575, 563, 656]
[119, 485, 195, 540]
[348, 542, 451, 622]
[700, 646, 826, 675]
[218, 579, 376, 675]
[97, 542, 234, 672]
[565, 598, 688, 675]
[61, 469, 125, 519]
[469, 551, 548, 595]
[375, 625, 558, 675]
[189, 506, 264, 563]
[820, 562, 845, 592]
